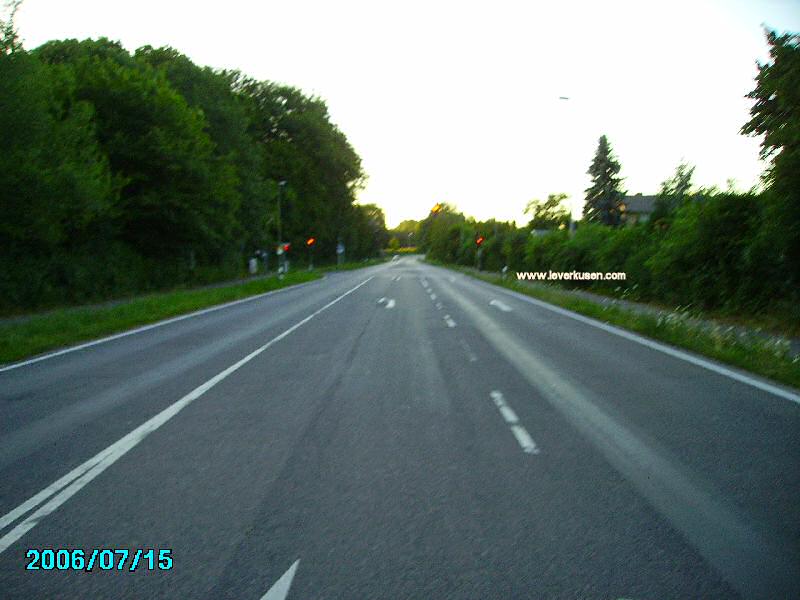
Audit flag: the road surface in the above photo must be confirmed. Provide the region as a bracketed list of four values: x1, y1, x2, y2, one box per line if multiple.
[1, 257, 798, 599]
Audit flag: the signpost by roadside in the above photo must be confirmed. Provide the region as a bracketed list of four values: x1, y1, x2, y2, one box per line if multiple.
[276, 243, 290, 278]
[336, 240, 345, 266]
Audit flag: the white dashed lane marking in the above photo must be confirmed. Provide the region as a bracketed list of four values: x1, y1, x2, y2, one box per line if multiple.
[489, 391, 540, 455]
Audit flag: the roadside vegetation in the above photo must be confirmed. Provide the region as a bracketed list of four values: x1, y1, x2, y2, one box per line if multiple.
[434, 263, 799, 389]
[0, 271, 323, 364]
[411, 30, 799, 341]
[0, 255, 396, 365]
[0, 3, 388, 317]
[416, 29, 800, 386]
[412, 185, 798, 338]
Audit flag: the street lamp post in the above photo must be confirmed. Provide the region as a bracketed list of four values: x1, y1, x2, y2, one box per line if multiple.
[558, 96, 580, 236]
[277, 180, 287, 274]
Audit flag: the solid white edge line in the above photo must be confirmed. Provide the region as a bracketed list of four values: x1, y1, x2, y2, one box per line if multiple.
[261, 560, 300, 600]
[0, 277, 324, 373]
[0, 446, 112, 533]
[0, 277, 374, 553]
[0, 448, 123, 552]
[467, 274, 800, 404]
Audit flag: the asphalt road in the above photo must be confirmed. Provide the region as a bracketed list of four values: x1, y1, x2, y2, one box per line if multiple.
[1, 256, 798, 599]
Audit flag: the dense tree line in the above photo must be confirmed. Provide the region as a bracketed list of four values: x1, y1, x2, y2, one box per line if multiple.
[387, 220, 421, 250]
[421, 188, 795, 316]
[420, 30, 799, 318]
[0, 10, 385, 313]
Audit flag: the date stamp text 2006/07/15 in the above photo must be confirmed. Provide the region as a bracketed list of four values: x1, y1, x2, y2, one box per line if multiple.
[25, 548, 173, 572]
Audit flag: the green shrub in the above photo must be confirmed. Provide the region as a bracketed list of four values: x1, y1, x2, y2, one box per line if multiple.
[647, 193, 760, 310]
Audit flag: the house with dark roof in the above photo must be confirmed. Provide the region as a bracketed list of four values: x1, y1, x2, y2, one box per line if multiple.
[621, 194, 657, 225]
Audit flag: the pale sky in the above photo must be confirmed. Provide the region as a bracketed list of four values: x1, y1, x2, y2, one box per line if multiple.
[13, 0, 800, 226]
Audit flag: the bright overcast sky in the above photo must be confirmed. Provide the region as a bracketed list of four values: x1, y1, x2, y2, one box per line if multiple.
[14, 0, 800, 226]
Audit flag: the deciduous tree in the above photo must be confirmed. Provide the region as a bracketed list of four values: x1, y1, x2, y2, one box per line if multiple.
[741, 29, 800, 290]
[524, 193, 570, 230]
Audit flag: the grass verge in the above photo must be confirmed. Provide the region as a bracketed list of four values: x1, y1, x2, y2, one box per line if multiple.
[433, 262, 800, 389]
[0, 271, 321, 365]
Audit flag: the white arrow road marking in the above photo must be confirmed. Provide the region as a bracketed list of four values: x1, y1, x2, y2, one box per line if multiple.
[489, 391, 540, 455]
[489, 299, 512, 312]
[386, 299, 396, 309]
[0, 278, 375, 555]
[443, 315, 456, 328]
[261, 560, 300, 600]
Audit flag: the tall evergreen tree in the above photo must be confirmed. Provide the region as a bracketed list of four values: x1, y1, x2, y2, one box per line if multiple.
[583, 135, 625, 226]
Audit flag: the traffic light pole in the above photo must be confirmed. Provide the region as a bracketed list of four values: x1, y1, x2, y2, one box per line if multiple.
[475, 235, 485, 271]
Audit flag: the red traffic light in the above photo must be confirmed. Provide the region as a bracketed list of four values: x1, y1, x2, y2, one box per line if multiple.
[283, 243, 291, 252]
[306, 237, 316, 246]
[475, 236, 485, 246]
